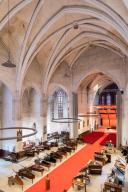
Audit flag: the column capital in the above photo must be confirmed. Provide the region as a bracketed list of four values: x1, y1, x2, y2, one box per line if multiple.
[14, 90, 21, 98]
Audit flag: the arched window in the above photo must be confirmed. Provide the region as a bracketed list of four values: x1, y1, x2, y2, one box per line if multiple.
[51, 89, 67, 119]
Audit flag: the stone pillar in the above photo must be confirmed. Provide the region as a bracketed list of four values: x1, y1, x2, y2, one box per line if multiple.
[122, 93, 128, 146]
[78, 88, 88, 132]
[69, 92, 78, 139]
[1, 87, 17, 151]
[40, 93, 48, 142]
[12, 91, 22, 152]
[12, 91, 22, 127]
[116, 91, 123, 147]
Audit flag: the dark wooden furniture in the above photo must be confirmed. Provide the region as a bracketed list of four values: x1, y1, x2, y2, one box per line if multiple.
[103, 182, 122, 192]
[95, 151, 111, 163]
[8, 175, 23, 190]
[18, 168, 35, 183]
[35, 145, 44, 152]
[0, 149, 10, 158]
[43, 142, 51, 150]
[50, 152, 63, 161]
[121, 146, 128, 156]
[10, 151, 26, 160]
[88, 160, 102, 175]
[29, 164, 44, 175]
[94, 153, 107, 165]
[50, 142, 58, 147]
[44, 155, 56, 164]
[35, 159, 51, 169]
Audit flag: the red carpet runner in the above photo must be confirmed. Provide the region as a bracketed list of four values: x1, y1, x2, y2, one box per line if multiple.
[100, 133, 116, 146]
[82, 131, 104, 144]
[25, 135, 107, 192]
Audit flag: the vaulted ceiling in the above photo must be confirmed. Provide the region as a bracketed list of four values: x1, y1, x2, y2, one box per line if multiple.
[0, 0, 128, 92]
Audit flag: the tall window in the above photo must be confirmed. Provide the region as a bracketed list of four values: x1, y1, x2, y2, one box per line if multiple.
[51, 89, 67, 119]
[57, 90, 64, 118]
[51, 97, 54, 119]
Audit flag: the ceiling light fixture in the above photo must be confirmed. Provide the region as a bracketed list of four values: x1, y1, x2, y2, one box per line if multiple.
[73, 22, 79, 30]
[50, 18, 81, 124]
[0, 127, 37, 140]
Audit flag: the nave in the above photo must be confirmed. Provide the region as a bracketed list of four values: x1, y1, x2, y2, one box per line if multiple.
[0, 0, 128, 191]
[0, 139, 86, 192]
[0, 132, 127, 192]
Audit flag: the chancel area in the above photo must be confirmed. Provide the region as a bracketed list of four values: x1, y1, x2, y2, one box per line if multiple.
[0, 0, 128, 192]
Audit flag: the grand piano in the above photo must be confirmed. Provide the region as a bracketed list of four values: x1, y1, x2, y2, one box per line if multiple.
[58, 148, 68, 156]
[35, 145, 44, 152]
[28, 164, 44, 175]
[63, 139, 77, 150]
[95, 151, 111, 163]
[35, 158, 51, 169]
[18, 167, 35, 183]
[43, 142, 51, 150]
[50, 142, 58, 147]
[50, 152, 63, 161]
[44, 155, 56, 164]
[88, 160, 102, 175]
[94, 152, 108, 165]
[58, 146, 73, 154]
[121, 146, 128, 156]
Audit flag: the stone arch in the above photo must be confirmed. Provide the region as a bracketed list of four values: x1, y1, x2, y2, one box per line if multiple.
[21, 84, 41, 98]
[47, 83, 69, 98]
[76, 70, 122, 93]
[77, 71, 122, 147]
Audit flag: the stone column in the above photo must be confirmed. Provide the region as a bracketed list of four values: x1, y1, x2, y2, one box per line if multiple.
[78, 88, 88, 132]
[122, 93, 128, 146]
[12, 91, 22, 152]
[116, 91, 123, 147]
[12, 91, 22, 126]
[40, 93, 48, 142]
[69, 92, 78, 139]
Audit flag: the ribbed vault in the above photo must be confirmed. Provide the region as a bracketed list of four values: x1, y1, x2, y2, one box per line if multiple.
[0, 0, 127, 94]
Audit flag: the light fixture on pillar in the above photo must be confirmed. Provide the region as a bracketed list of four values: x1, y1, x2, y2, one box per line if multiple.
[1, 0, 16, 68]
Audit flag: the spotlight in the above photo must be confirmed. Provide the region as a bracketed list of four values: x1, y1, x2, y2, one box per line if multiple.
[73, 22, 79, 29]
